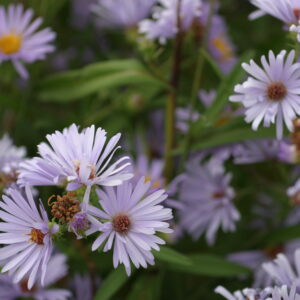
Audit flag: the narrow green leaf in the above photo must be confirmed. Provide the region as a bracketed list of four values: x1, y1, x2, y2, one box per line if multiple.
[154, 246, 192, 267]
[94, 267, 133, 300]
[174, 124, 275, 155]
[201, 49, 225, 80]
[168, 253, 250, 277]
[265, 225, 300, 247]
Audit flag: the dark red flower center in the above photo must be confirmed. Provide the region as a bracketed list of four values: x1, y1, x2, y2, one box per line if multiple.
[294, 8, 300, 20]
[267, 82, 287, 101]
[112, 214, 131, 234]
[29, 228, 45, 245]
[19, 278, 37, 293]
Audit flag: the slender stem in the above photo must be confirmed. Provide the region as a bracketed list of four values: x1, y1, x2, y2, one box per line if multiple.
[164, 0, 184, 182]
[178, 0, 216, 171]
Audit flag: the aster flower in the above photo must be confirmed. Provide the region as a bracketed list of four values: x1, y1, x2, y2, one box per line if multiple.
[129, 154, 165, 191]
[215, 285, 300, 300]
[263, 250, 300, 288]
[72, 274, 95, 300]
[0, 4, 56, 79]
[230, 50, 300, 139]
[249, 0, 300, 25]
[139, 0, 203, 44]
[290, 21, 300, 42]
[18, 124, 133, 191]
[87, 177, 173, 275]
[0, 186, 59, 289]
[228, 239, 300, 288]
[0, 254, 70, 300]
[177, 154, 240, 245]
[0, 134, 26, 189]
[232, 139, 281, 164]
[208, 15, 236, 73]
[91, 0, 156, 29]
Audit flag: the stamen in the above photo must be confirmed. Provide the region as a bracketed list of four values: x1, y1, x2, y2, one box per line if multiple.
[267, 82, 287, 101]
[0, 34, 22, 55]
[29, 228, 45, 245]
[49, 192, 80, 224]
[112, 214, 131, 234]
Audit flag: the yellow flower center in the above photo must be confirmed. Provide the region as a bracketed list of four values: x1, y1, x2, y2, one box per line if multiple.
[29, 228, 45, 245]
[0, 34, 22, 55]
[212, 37, 233, 62]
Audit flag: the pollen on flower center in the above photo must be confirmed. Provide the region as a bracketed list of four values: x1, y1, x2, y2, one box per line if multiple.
[0, 34, 22, 55]
[294, 8, 300, 20]
[267, 82, 287, 101]
[48, 192, 80, 224]
[20, 278, 37, 293]
[112, 214, 131, 234]
[212, 191, 226, 199]
[29, 228, 45, 245]
[212, 37, 233, 62]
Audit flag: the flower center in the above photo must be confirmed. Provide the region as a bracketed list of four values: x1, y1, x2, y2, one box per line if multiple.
[112, 214, 131, 234]
[48, 192, 80, 224]
[0, 34, 22, 55]
[294, 8, 300, 21]
[267, 82, 287, 101]
[264, 244, 284, 259]
[212, 191, 226, 199]
[19, 278, 37, 293]
[74, 160, 96, 180]
[29, 228, 45, 245]
[212, 37, 233, 62]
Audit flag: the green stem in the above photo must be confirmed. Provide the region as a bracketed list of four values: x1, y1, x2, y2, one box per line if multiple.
[164, 0, 184, 182]
[178, 0, 216, 171]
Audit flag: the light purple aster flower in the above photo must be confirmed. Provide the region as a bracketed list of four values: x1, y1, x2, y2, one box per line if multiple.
[228, 239, 300, 288]
[139, 0, 203, 44]
[129, 154, 165, 191]
[0, 254, 70, 300]
[0, 186, 59, 289]
[87, 177, 173, 275]
[230, 50, 300, 139]
[91, 0, 156, 29]
[215, 285, 300, 300]
[177, 155, 240, 245]
[0, 4, 56, 79]
[249, 0, 300, 25]
[208, 15, 236, 73]
[232, 139, 281, 164]
[290, 21, 300, 42]
[263, 250, 300, 288]
[18, 124, 133, 191]
[72, 274, 96, 300]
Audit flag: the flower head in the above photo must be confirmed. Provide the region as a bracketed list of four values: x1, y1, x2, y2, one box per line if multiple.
[0, 186, 59, 289]
[290, 21, 300, 42]
[177, 155, 240, 245]
[232, 139, 281, 164]
[230, 50, 300, 139]
[18, 124, 133, 191]
[0, 253, 70, 300]
[215, 285, 300, 300]
[139, 0, 203, 44]
[87, 178, 173, 275]
[91, 0, 156, 29]
[263, 249, 300, 288]
[249, 0, 300, 25]
[0, 4, 56, 79]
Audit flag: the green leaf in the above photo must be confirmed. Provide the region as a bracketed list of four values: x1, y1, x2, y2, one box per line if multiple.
[173, 123, 275, 155]
[201, 49, 225, 80]
[126, 272, 164, 300]
[94, 267, 133, 300]
[201, 50, 255, 123]
[38, 59, 170, 102]
[154, 246, 192, 267]
[265, 225, 300, 247]
[167, 253, 251, 277]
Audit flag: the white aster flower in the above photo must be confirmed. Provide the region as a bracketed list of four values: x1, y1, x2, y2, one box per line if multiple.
[230, 50, 300, 139]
